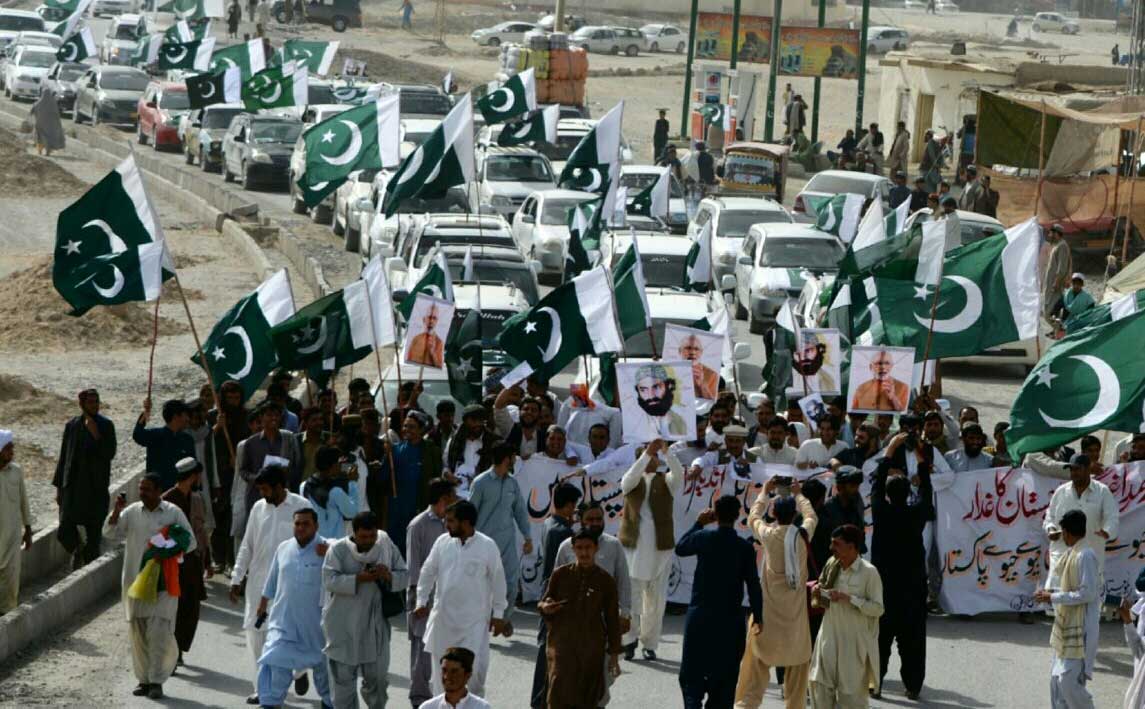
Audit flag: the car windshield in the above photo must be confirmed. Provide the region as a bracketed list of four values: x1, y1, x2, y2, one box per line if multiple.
[485, 155, 552, 182]
[59, 66, 86, 81]
[537, 132, 583, 161]
[449, 264, 540, 305]
[378, 378, 452, 416]
[571, 28, 592, 38]
[39, 7, 70, 20]
[308, 84, 336, 104]
[640, 252, 687, 288]
[452, 308, 517, 345]
[718, 209, 788, 237]
[0, 16, 44, 31]
[203, 107, 241, 129]
[805, 173, 875, 196]
[19, 51, 54, 67]
[415, 236, 511, 263]
[251, 122, 302, 143]
[620, 171, 684, 197]
[640, 24, 662, 33]
[159, 91, 189, 110]
[541, 198, 589, 225]
[394, 188, 469, 214]
[759, 237, 844, 269]
[100, 71, 148, 90]
[112, 24, 140, 40]
[400, 92, 451, 116]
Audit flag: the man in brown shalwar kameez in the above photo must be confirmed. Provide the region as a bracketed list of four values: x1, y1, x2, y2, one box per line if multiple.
[539, 529, 622, 709]
[163, 458, 208, 665]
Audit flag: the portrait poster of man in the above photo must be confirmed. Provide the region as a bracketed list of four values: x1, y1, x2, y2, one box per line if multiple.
[662, 324, 723, 401]
[847, 345, 913, 414]
[798, 393, 827, 434]
[793, 328, 841, 395]
[617, 359, 697, 443]
[401, 294, 454, 369]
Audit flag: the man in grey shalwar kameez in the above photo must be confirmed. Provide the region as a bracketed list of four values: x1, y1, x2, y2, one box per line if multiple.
[322, 510, 408, 709]
[31, 90, 64, 156]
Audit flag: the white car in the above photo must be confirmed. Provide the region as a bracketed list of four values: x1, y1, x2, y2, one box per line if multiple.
[734, 223, 845, 334]
[866, 27, 909, 53]
[935, 0, 959, 12]
[93, 0, 141, 16]
[388, 214, 516, 288]
[688, 195, 794, 286]
[511, 189, 600, 283]
[792, 169, 891, 222]
[300, 103, 349, 127]
[332, 169, 380, 251]
[640, 23, 687, 53]
[1032, 11, 1079, 33]
[359, 179, 471, 265]
[35, 5, 73, 33]
[570, 26, 625, 55]
[4, 46, 56, 100]
[0, 10, 45, 51]
[400, 117, 442, 147]
[470, 20, 538, 47]
[101, 13, 146, 66]
[619, 165, 688, 233]
[470, 147, 557, 222]
[609, 232, 694, 289]
[607, 26, 648, 55]
[544, 118, 634, 173]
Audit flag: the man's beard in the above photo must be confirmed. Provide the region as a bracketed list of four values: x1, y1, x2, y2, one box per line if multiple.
[448, 527, 462, 538]
[584, 525, 604, 540]
[355, 541, 375, 553]
[794, 344, 825, 376]
[638, 394, 673, 417]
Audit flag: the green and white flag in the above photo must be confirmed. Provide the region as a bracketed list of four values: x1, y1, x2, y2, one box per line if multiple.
[210, 39, 266, 79]
[49, 0, 91, 40]
[132, 33, 164, 67]
[382, 94, 475, 218]
[868, 219, 1042, 361]
[810, 193, 865, 244]
[611, 237, 652, 340]
[397, 249, 454, 319]
[300, 95, 400, 197]
[192, 269, 295, 400]
[496, 265, 622, 385]
[497, 104, 560, 147]
[700, 103, 731, 131]
[44, 0, 88, 12]
[56, 27, 96, 63]
[627, 167, 669, 219]
[186, 66, 242, 109]
[565, 196, 604, 280]
[476, 68, 536, 125]
[157, 0, 216, 21]
[281, 39, 340, 76]
[330, 84, 371, 104]
[164, 19, 210, 43]
[53, 156, 172, 315]
[761, 299, 797, 403]
[1006, 307, 1145, 458]
[683, 221, 713, 292]
[884, 199, 911, 237]
[295, 175, 346, 209]
[837, 220, 945, 285]
[159, 37, 216, 71]
[1065, 288, 1145, 335]
[445, 307, 482, 405]
[242, 62, 309, 111]
[558, 101, 623, 213]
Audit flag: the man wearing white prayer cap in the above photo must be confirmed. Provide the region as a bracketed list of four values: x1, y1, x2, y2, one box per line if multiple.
[0, 429, 34, 614]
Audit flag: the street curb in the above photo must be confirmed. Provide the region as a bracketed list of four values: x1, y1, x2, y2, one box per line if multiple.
[222, 219, 277, 283]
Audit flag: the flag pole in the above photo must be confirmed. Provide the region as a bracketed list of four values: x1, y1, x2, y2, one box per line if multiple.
[1033, 103, 1048, 361]
[602, 265, 629, 362]
[918, 277, 945, 396]
[175, 271, 236, 461]
[1119, 116, 1143, 273]
[360, 274, 399, 499]
[146, 290, 161, 403]
[282, 267, 316, 407]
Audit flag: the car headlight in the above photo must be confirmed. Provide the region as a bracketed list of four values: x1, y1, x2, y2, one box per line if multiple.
[250, 150, 273, 164]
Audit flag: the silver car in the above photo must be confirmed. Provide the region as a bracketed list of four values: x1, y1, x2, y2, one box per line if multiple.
[607, 26, 648, 56]
[470, 147, 556, 222]
[470, 21, 538, 47]
[640, 23, 688, 53]
[570, 26, 624, 55]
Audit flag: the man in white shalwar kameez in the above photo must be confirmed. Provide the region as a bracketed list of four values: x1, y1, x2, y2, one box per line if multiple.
[414, 499, 508, 698]
[230, 466, 311, 700]
[0, 431, 33, 614]
[104, 473, 195, 700]
[256, 507, 332, 707]
[323, 510, 409, 709]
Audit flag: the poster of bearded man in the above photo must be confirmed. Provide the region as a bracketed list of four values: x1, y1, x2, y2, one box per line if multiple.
[617, 360, 696, 443]
[792, 328, 841, 395]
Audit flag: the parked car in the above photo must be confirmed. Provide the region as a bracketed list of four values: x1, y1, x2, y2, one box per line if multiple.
[34, 5, 72, 33]
[511, 189, 599, 283]
[539, 117, 633, 172]
[537, 14, 588, 32]
[570, 26, 626, 55]
[221, 114, 303, 190]
[1032, 11, 1079, 33]
[136, 81, 191, 150]
[609, 232, 693, 288]
[332, 168, 379, 250]
[903, 207, 1004, 246]
[93, 0, 141, 16]
[607, 26, 647, 56]
[639, 23, 687, 53]
[935, 0, 959, 12]
[394, 245, 540, 307]
[0, 31, 58, 87]
[42, 61, 87, 114]
[182, 103, 244, 170]
[3, 46, 55, 100]
[0, 10, 45, 51]
[72, 65, 149, 126]
[619, 165, 688, 233]
[374, 83, 453, 119]
[271, 0, 361, 31]
[792, 169, 891, 222]
[734, 223, 844, 334]
[360, 180, 471, 264]
[688, 195, 794, 286]
[101, 13, 147, 66]
[471, 21, 538, 47]
[470, 147, 556, 222]
[399, 214, 516, 268]
[866, 26, 909, 53]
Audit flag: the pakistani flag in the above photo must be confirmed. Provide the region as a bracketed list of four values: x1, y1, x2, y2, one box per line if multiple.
[382, 94, 475, 218]
[53, 156, 172, 316]
[761, 300, 797, 404]
[242, 62, 309, 111]
[132, 33, 163, 67]
[296, 175, 346, 209]
[476, 68, 536, 125]
[627, 167, 669, 218]
[330, 84, 371, 104]
[193, 269, 295, 400]
[164, 19, 210, 43]
[210, 39, 266, 79]
[269, 274, 387, 372]
[496, 265, 623, 385]
[49, 0, 90, 40]
[700, 103, 731, 132]
[397, 250, 453, 320]
[611, 238, 652, 340]
[837, 220, 945, 285]
[1065, 288, 1145, 335]
[558, 102, 623, 212]
[56, 27, 96, 63]
[445, 307, 482, 405]
[186, 67, 242, 109]
[157, 0, 213, 21]
[281, 39, 340, 76]
[565, 196, 604, 280]
[683, 221, 713, 292]
[884, 199, 911, 237]
[498, 104, 560, 147]
[810, 193, 865, 244]
[44, 0, 87, 11]
[1006, 307, 1145, 458]
[868, 219, 1042, 361]
[300, 95, 400, 197]
[159, 37, 216, 71]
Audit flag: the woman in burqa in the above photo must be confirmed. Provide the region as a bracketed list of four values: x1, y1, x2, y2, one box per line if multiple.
[31, 89, 65, 156]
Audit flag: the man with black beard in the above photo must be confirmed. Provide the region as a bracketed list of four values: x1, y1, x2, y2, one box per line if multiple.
[689, 425, 756, 481]
[445, 405, 499, 495]
[793, 333, 836, 394]
[493, 388, 546, 458]
[748, 417, 797, 465]
[831, 424, 881, 471]
[943, 422, 993, 473]
[627, 364, 690, 442]
[705, 402, 731, 449]
[530, 483, 582, 708]
[54, 388, 117, 569]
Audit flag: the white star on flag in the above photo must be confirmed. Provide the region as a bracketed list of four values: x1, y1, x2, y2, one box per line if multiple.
[1034, 368, 1058, 388]
[300, 324, 316, 339]
[524, 321, 538, 334]
[913, 284, 931, 301]
[211, 346, 226, 361]
[63, 240, 81, 255]
[321, 130, 335, 143]
[455, 357, 474, 376]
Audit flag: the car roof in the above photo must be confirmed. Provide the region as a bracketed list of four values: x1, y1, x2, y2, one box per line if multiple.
[18, 45, 56, 54]
[483, 146, 543, 157]
[558, 118, 596, 131]
[16, 30, 57, 38]
[808, 169, 887, 185]
[705, 195, 787, 212]
[203, 102, 244, 111]
[98, 65, 147, 75]
[435, 243, 523, 258]
[912, 207, 1002, 226]
[424, 213, 507, 229]
[153, 81, 187, 90]
[621, 165, 668, 175]
[617, 234, 692, 255]
[533, 188, 598, 201]
[249, 115, 301, 124]
[117, 13, 144, 22]
[0, 9, 43, 17]
[54, 61, 88, 70]
[453, 283, 527, 310]
[402, 117, 442, 130]
[644, 289, 710, 319]
[751, 223, 837, 239]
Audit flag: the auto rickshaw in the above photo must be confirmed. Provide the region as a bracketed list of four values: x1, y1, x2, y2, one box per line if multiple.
[716, 142, 789, 203]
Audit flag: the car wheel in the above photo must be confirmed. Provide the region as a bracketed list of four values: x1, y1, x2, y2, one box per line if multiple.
[312, 203, 333, 224]
[868, 43, 877, 53]
[344, 223, 360, 252]
[241, 162, 255, 190]
[610, 45, 620, 55]
[650, 41, 658, 52]
[332, 211, 345, 235]
[735, 298, 748, 321]
[748, 310, 766, 335]
[488, 37, 500, 47]
[626, 45, 638, 57]
[223, 163, 235, 182]
[332, 15, 348, 32]
[677, 42, 685, 53]
[1032, 23, 1040, 31]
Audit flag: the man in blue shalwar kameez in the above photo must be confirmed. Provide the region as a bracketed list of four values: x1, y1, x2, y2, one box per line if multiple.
[256, 507, 333, 708]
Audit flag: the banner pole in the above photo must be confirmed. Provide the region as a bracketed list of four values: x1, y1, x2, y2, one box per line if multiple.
[1120, 116, 1143, 271]
[176, 271, 235, 461]
[146, 291, 161, 403]
[361, 272, 399, 498]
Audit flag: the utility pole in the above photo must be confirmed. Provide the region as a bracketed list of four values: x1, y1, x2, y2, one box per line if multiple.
[811, 0, 826, 142]
[680, 0, 701, 141]
[763, 0, 783, 141]
[730, 0, 742, 70]
[554, 0, 566, 32]
[433, 0, 446, 44]
[855, 0, 871, 134]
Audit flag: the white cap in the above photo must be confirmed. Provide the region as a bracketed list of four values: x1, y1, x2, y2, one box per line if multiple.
[1071, 272, 1085, 282]
[0, 430, 11, 450]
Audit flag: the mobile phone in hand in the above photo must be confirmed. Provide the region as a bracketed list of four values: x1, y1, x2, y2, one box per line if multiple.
[255, 612, 267, 629]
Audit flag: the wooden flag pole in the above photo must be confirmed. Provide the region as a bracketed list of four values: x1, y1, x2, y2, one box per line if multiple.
[361, 273, 399, 498]
[282, 267, 316, 409]
[917, 276, 945, 397]
[1033, 103, 1048, 362]
[175, 272, 235, 461]
[1120, 116, 1143, 271]
[146, 291, 161, 402]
